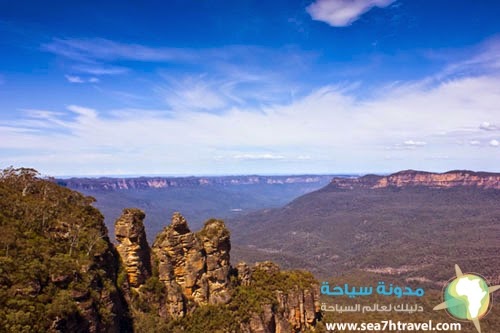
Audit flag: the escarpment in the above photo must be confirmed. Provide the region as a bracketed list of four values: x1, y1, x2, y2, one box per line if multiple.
[329, 170, 500, 190]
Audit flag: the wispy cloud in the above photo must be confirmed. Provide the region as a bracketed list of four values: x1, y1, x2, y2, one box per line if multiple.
[43, 38, 197, 63]
[3, 68, 500, 174]
[157, 75, 228, 111]
[72, 64, 129, 75]
[65, 75, 99, 83]
[233, 153, 286, 161]
[65, 75, 84, 83]
[307, 0, 395, 27]
[5, 35, 500, 175]
[43, 38, 316, 81]
[403, 140, 426, 147]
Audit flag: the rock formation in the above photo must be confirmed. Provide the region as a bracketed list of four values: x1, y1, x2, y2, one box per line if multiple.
[330, 170, 500, 190]
[113, 210, 321, 332]
[115, 208, 152, 288]
[150, 213, 232, 317]
[238, 262, 321, 333]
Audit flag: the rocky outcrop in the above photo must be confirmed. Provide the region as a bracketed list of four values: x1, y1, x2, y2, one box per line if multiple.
[151, 213, 232, 317]
[236, 262, 251, 286]
[196, 218, 232, 304]
[116, 212, 321, 332]
[330, 170, 500, 190]
[239, 262, 321, 333]
[115, 208, 151, 288]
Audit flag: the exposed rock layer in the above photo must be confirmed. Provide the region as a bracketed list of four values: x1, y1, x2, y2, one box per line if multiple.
[330, 170, 500, 190]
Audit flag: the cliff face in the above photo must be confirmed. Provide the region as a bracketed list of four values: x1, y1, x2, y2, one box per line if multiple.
[330, 170, 500, 190]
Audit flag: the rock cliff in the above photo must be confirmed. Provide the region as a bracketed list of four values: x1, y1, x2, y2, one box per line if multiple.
[330, 170, 500, 190]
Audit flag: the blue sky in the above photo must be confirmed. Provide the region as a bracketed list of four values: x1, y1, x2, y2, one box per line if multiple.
[1, 0, 500, 176]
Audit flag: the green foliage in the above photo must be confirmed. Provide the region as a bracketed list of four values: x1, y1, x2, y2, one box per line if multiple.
[130, 259, 319, 332]
[0, 167, 126, 332]
[229, 266, 317, 319]
[129, 272, 169, 332]
[168, 305, 239, 333]
[196, 218, 230, 241]
[232, 185, 500, 282]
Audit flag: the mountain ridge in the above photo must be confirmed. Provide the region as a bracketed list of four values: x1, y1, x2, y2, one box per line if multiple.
[59, 175, 337, 191]
[328, 169, 500, 190]
[229, 169, 500, 283]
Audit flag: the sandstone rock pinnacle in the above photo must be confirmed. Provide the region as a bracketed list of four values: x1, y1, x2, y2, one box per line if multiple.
[115, 208, 152, 288]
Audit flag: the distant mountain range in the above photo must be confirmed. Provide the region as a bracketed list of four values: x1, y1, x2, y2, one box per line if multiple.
[228, 170, 500, 286]
[58, 174, 338, 239]
[58, 175, 343, 191]
[329, 169, 500, 189]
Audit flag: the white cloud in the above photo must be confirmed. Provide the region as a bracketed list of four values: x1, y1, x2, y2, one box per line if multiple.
[479, 121, 499, 131]
[307, 0, 395, 27]
[489, 139, 499, 147]
[4, 49, 500, 175]
[65, 75, 84, 83]
[72, 64, 129, 75]
[44, 38, 196, 63]
[233, 153, 286, 161]
[65, 75, 99, 83]
[66, 105, 97, 121]
[403, 140, 426, 147]
[439, 37, 500, 78]
[159, 77, 227, 111]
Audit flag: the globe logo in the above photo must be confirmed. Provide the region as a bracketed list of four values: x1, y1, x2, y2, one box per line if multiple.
[434, 264, 500, 333]
[444, 274, 489, 320]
